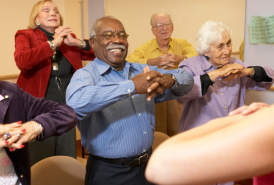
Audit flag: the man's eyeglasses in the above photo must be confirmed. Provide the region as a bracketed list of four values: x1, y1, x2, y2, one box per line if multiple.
[92, 31, 129, 40]
[153, 22, 173, 29]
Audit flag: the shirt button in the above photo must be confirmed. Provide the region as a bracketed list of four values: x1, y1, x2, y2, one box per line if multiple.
[127, 89, 130, 92]
[143, 149, 146, 152]
[138, 113, 141, 116]
[221, 92, 225, 95]
[225, 107, 228, 109]
[219, 78, 222, 81]
[144, 132, 147, 134]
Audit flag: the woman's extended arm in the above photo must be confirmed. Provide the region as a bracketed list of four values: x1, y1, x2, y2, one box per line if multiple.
[146, 104, 274, 185]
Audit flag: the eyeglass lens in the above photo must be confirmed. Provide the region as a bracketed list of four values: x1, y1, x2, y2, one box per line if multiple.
[103, 31, 129, 40]
[155, 22, 173, 29]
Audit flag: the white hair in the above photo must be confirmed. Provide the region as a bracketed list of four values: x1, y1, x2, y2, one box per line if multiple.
[150, 13, 172, 27]
[90, 16, 117, 38]
[195, 21, 232, 55]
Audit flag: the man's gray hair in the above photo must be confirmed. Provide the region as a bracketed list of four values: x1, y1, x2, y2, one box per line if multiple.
[195, 21, 232, 55]
[150, 13, 172, 27]
[90, 16, 117, 38]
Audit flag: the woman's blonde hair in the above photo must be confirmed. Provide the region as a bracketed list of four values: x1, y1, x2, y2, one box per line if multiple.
[28, 0, 64, 29]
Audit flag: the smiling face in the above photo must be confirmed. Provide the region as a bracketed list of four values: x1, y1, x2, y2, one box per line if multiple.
[206, 31, 232, 68]
[151, 14, 173, 41]
[89, 17, 128, 71]
[35, 1, 60, 33]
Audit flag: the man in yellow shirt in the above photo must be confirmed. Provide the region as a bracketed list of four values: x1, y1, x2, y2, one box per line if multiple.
[127, 13, 197, 136]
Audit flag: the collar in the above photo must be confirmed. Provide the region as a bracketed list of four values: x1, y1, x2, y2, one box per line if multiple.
[199, 55, 216, 72]
[150, 38, 174, 53]
[37, 26, 54, 40]
[93, 58, 138, 76]
[0, 86, 13, 123]
[0, 95, 4, 102]
[33, 28, 48, 42]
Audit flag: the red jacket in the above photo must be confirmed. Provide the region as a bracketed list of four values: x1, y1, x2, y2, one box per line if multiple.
[14, 28, 95, 98]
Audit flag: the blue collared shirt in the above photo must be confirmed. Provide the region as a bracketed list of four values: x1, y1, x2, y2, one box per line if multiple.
[66, 58, 193, 158]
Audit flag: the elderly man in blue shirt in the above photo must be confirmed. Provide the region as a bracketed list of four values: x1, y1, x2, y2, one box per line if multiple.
[66, 16, 193, 185]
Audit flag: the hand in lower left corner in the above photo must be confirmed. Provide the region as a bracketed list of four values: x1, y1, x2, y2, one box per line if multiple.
[1, 121, 42, 151]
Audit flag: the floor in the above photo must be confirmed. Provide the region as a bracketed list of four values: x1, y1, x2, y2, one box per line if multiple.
[76, 140, 253, 185]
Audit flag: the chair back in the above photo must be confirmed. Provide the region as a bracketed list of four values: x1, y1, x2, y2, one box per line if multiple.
[152, 131, 170, 151]
[31, 156, 85, 185]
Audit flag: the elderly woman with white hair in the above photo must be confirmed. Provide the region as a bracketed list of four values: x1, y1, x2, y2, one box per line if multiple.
[176, 21, 274, 185]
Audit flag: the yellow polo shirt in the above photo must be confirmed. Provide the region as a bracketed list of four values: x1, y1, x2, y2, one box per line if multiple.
[127, 38, 198, 68]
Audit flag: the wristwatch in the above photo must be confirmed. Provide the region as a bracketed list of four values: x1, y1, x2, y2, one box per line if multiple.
[77, 39, 84, 49]
[170, 74, 177, 83]
[47, 41, 56, 52]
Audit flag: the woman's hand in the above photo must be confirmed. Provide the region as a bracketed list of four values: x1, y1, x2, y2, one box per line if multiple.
[52, 26, 72, 47]
[229, 102, 269, 116]
[0, 121, 23, 149]
[63, 33, 86, 49]
[207, 63, 245, 81]
[0, 121, 42, 151]
[223, 67, 255, 81]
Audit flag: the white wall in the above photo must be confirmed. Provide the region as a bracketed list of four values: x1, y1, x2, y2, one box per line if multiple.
[105, 0, 246, 55]
[244, 0, 274, 68]
[244, 0, 274, 105]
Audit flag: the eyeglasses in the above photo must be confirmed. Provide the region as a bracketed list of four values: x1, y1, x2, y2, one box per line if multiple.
[153, 22, 173, 29]
[92, 31, 129, 40]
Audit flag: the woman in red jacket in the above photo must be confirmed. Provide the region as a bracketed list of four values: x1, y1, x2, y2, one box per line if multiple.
[14, 0, 95, 166]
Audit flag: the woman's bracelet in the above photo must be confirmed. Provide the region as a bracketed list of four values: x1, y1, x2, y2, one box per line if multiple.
[29, 121, 44, 142]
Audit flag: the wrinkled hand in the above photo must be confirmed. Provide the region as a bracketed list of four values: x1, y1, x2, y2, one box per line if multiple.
[133, 66, 176, 101]
[165, 53, 184, 66]
[147, 53, 184, 69]
[141, 66, 164, 100]
[146, 74, 175, 101]
[0, 121, 41, 151]
[208, 63, 245, 81]
[156, 53, 184, 69]
[224, 68, 255, 81]
[52, 26, 72, 47]
[229, 102, 269, 116]
[157, 54, 176, 69]
[218, 63, 245, 77]
[132, 69, 164, 94]
[63, 32, 77, 46]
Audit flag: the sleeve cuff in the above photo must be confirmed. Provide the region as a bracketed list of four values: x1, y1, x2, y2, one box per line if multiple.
[83, 40, 91, 51]
[118, 80, 136, 95]
[247, 66, 272, 82]
[200, 73, 214, 95]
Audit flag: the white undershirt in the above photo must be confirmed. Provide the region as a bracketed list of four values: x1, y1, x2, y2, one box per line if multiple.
[0, 148, 21, 185]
